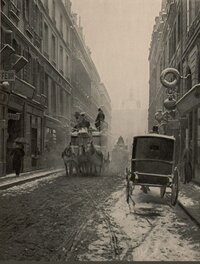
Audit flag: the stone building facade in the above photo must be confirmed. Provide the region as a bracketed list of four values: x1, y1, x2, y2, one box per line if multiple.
[0, 0, 111, 176]
[148, 0, 200, 183]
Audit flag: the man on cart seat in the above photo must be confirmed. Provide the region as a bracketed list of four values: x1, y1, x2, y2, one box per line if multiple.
[74, 112, 90, 130]
[95, 108, 105, 131]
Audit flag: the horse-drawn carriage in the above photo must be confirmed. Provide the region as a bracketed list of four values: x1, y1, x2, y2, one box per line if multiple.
[62, 126, 110, 176]
[110, 136, 129, 174]
[126, 134, 179, 206]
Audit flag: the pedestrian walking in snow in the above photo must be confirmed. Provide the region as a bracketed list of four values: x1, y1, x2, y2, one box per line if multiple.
[11, 143, 25, 176]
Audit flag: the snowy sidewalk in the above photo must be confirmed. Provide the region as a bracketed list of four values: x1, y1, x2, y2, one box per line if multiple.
[0, 168, 65, 190]
[178, 182, 200, 227]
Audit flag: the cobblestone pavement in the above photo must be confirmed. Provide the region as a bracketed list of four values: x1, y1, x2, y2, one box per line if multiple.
[0, 173, 123, 261]
[0, 173, 199, 261]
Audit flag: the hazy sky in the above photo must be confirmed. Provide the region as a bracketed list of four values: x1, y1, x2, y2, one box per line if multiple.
[71, 0, 162, 109]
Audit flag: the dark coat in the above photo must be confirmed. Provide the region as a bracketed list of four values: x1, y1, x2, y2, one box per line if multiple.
[12, 148, 25, 172]
[95, 111, 105, 129]
[95, 111, 105, 122]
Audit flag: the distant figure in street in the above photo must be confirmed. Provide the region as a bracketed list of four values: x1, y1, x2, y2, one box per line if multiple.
[95, 108, 105, 131]
[116, 136, 125, 146]
[11, 143, 25, 176]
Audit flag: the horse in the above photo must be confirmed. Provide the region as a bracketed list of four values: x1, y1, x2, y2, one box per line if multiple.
[77, 144, 88, 175]
[62, 143, 78, 176]
[86, 141, 103, 176]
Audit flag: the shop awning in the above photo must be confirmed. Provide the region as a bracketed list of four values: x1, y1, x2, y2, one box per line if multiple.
[176, 84, 200, 116]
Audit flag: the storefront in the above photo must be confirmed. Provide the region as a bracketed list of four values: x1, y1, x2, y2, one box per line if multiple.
[0, 89, 9, 176]
[44, 115, 67, 168]
[24, 103, 44, 171]
[6, 94, 24, 174]
[176, 84, 200, 183]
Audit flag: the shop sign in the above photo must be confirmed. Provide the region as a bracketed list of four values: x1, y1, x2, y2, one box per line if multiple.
[8, 112, 21, 120]
[0, 70, 15, 81]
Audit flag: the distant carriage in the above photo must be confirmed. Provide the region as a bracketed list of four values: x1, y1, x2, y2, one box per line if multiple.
[62, 125, 110, 176]
[110, 137, 129, 174]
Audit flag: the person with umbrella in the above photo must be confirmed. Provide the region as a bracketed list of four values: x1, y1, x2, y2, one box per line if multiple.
[11, 139, 25, 176]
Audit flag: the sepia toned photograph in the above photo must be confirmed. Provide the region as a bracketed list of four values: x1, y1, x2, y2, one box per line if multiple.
[0, 0, 200, 262]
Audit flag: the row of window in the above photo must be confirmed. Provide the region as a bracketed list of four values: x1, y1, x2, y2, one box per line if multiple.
[43, 0, 71, 43]
[47, 77, 70, 117]
[43, 22, 70, 79]
[168, 1, 200, 61]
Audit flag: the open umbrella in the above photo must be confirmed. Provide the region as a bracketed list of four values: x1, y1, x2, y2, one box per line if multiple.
[15, 137, 28, 144]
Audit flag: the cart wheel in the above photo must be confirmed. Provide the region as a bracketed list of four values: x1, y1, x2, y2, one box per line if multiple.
[160, 186, 166, 198]
[171, 169, 179, 206]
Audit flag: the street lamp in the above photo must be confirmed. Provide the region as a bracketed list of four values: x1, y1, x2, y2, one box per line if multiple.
[154, 68, 181, 133]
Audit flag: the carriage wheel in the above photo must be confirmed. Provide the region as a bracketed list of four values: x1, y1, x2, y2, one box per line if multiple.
[160, 186, 166, 198]
[171, 169, 179, 206]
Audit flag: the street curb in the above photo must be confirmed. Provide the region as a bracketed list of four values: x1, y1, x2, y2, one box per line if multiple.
[177, 199, 200, 228]
[0, 169, 65, 190]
